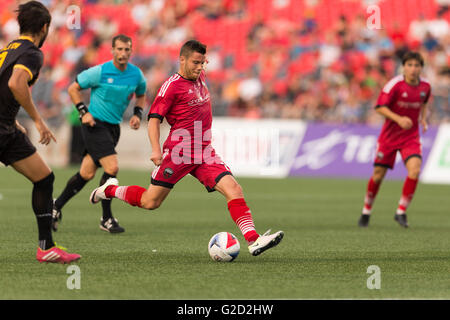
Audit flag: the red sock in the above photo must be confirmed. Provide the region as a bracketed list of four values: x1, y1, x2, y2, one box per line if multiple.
[363, 177, 381, 214]
[105, 185, 146, 207]
[227, 198, 259, 244]
[397, 177, 418, 214]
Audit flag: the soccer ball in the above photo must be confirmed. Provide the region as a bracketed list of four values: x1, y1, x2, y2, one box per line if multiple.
[208, 232, 240, 262]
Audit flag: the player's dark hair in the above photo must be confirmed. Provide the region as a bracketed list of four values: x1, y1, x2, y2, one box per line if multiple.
[402, 51, 424, 67]
[180, 40, 207, 58]
[112, 34, 132, 48]
[16, 1, 51, 35]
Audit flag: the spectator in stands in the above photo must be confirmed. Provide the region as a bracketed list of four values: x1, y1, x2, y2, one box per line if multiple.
[0, 0, 447, 128]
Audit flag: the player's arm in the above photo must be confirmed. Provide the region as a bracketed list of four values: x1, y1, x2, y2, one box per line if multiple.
[375, 106, 413, 130]
[68, 81, 96, 127]
[419, 103, 428, 133]
[8, 68, 55, 145]
[15, 119, 27, 135]
[420, 87, 431, 134]
[148, 117, 162, 166]
[147, 77, 175, 166]
[129, 94, 145, 130]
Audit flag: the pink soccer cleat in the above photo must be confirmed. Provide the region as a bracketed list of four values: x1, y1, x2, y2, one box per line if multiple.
[36, 246, 81, 264]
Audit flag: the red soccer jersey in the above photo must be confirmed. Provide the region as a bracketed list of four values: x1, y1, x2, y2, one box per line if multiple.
[376, 75, 431, 147]
[148, 71, 212, 160]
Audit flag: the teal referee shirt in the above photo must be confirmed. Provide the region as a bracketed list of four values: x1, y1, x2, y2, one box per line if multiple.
[76, 60, 147, 124]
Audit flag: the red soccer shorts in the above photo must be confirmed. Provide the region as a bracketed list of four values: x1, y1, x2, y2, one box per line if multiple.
[374, 139, 422, 169]
[151, 147, 232, 192]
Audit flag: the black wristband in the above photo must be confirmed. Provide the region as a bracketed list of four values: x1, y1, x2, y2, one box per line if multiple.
[133, 106, 143, 120]
[76, 102, 88, 117]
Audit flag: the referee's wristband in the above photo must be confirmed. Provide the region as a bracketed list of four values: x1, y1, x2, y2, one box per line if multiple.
[75, 102, 89, 117]
[133, 106, 143, 120]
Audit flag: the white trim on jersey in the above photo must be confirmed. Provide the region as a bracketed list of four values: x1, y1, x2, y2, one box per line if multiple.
[151, 149, 169, 179]
[158, 74, 180, 98]
[382, 75, 404, 94]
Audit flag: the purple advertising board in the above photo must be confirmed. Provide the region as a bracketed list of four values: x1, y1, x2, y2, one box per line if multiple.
[289, 123, 438, 180]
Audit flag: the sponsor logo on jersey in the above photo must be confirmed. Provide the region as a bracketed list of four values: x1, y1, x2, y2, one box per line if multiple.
[397, 101, 422, 108]
[188, 92, 210, 106]
[163, 167, 174, 178]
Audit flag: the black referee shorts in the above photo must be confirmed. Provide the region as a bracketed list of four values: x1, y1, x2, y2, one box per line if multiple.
[0, 127, 37, 166]
[81, 119, 120, 167]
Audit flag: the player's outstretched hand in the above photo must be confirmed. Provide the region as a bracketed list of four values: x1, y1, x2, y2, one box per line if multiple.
[81, 112, 96, 127]
[35, 118, 56, 145]
[397, 116, 413, 130]
[421, 119, 428, 133]
[129, 115, 141, 130]
[150, 151, 162, 166]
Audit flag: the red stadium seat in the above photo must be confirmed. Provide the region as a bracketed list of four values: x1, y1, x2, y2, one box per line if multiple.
[288, 52, 316, 77]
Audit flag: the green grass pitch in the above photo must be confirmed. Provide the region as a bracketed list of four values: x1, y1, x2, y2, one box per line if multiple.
[1, 167, 450, 299]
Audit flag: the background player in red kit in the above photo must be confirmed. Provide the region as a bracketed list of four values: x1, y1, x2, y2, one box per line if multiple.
[358, 52, 431, 228]
[90, 40, 283, 256]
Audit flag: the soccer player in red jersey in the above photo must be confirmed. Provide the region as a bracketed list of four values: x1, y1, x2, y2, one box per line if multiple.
[89, 40, 284, 256]
[358, 52, 431, 228]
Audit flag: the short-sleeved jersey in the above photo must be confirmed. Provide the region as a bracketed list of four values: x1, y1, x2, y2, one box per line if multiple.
[376, 75, 431, 147]
[76, 60, 147, 124]
[148, 71, 212, 160]
[0, 36, 43, 134]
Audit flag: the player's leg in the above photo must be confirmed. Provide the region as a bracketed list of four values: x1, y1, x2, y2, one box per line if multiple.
[213, 174, 259, 242]
[54, 154, 97, 210]
[139, 183, 171, 209]
[213, 174, 284, 256]
[80, 120, 123, 231]
[394, 155, 422, 228]
[399, 155, 422, 214]
[52, 154, 97, 231]
[358, 144, 394, 227]
[91, 177, 172, 209]
[359, 166, 388, 227]
[90, 148, 185, 211]
[12, 153, 55, 249]
[11, 152, 80, 263]
[362, 165, 388, 213]
[193, 155, 284, 256]
[97, 154, 124, 233]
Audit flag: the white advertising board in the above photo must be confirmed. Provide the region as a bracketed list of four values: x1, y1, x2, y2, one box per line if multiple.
[422, 124, 450, 184]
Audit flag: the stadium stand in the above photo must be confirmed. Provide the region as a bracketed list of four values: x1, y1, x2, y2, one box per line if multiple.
[0, 0, 449, 126]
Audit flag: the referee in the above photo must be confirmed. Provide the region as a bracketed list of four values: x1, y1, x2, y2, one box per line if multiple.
[53, 34, 147, 233]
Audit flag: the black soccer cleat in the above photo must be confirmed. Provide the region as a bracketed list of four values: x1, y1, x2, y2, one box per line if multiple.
[394, 214, 409, 228]
[358, 214, 370, 227]
[100, 217, 125, 233]
[52, 199, 62, 232]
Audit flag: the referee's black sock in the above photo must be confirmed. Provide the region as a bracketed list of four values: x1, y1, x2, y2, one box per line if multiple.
[100, 172, 116, 221]
[32, 173, 55, 250]
[55, 172, 88, 210]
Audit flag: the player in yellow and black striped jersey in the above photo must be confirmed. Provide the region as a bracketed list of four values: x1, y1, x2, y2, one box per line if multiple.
[0, 36, 44, 134]
[0, 1, 80, 263]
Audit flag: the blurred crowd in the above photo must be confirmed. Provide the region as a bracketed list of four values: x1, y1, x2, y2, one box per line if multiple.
[1, 0, 449, 127]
